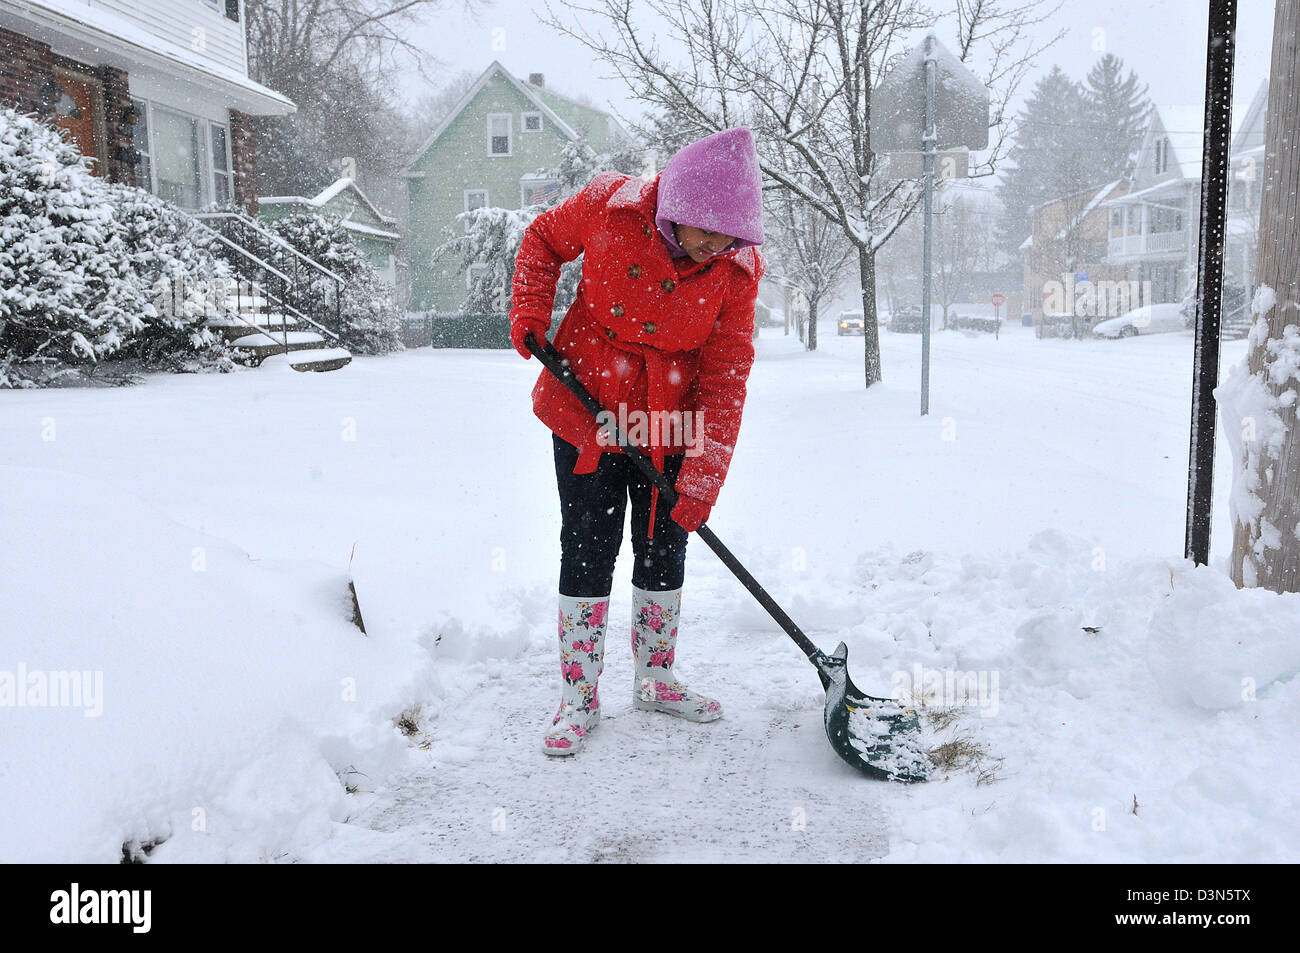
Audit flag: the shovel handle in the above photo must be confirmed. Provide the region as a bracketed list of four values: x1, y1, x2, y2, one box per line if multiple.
[526, 332, 825, 664]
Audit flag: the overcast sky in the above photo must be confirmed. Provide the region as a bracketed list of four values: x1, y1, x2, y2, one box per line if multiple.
[397, 0, 1278, 141]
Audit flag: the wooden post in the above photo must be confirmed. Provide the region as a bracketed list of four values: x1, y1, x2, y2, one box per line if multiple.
[1229, 0, 1300, 591]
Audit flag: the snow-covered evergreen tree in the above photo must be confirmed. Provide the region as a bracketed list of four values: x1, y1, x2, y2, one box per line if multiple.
[0, 107, 237, 385]
[0, 108, 141, 385]
[996, 67, 1092, 258]
[1082, 54, 1152, 182]
[264, 212, 403, 354]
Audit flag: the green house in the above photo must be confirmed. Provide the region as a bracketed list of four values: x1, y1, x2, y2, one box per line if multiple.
[403, 61, 636, 315]
[259, 177, 401, 286]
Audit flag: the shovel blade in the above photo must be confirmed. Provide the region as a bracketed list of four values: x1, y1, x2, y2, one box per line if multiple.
[818, 643, 930, 783]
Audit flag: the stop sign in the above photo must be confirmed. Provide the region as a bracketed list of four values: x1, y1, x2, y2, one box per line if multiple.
[992, 293, 1006, 307]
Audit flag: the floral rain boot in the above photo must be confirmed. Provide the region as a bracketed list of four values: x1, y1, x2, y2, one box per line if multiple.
[542, 594, 610, 756]
[630, 585, 723, 723]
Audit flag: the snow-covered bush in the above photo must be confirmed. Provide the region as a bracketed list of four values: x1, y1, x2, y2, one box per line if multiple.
[0, 106, 233, 386]
[0, 107, 142, 386]
[263, 212, 403, 355]
[104, 183, 234, 373]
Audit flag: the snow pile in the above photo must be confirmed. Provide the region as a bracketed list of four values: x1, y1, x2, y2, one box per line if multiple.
[800, 530, 1300, 862]
[0, 464, 442, 862]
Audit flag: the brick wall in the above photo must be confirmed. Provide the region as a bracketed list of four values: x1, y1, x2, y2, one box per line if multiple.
[98, 65, 134, 187]
[0, 25, 56, 115]
[229, 109, 259, 214]
[0, 25, 135, 186]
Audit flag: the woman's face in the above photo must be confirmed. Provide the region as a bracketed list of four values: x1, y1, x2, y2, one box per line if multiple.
[673, 223, 736, 263]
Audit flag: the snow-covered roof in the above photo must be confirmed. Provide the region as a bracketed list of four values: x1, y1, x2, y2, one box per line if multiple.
[1232, 78, 1269, 154]
[1102, 177, 1190, 207]
[260, 178, 397, 226]
[339, 219, 401, 242]
[3, 0, 294, 116]
[404, 61, 585, 174]
[520, 78, 637, 145]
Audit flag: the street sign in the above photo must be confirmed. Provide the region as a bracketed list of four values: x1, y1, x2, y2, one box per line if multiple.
[869, 33, 990, 417]
[871, 34, 990, 153]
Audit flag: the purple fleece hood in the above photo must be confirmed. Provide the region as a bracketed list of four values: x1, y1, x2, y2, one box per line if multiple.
[654, 126, 764, 258]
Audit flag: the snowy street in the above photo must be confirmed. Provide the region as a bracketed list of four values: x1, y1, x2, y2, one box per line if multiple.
[5, 321, 1297, 862]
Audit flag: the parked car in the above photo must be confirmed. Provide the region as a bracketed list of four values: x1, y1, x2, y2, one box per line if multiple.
[837, 310, 866, 335]
[1092, 303, 1186, 338]
[889, 306, 924, 333]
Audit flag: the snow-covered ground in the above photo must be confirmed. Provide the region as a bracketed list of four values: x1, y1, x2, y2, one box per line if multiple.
[3, 319, 1298, 862]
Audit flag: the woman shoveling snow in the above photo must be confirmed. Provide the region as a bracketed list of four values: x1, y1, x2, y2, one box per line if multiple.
[508, 126, 766, 756]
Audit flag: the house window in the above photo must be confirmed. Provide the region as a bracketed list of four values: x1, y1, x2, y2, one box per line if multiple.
[464, 189, 488, 232]
[488, 114, 512, 155]
[199, 0, 238, 18]
[210, 122, 231, 206]
[1154, 136, 1171, 175]
[467, 263, 489, 290]
[522, 112, 542, 132]
[521, 178, 560, 207]
[131, 98, 152, 191]
[153, 106, 203, 209]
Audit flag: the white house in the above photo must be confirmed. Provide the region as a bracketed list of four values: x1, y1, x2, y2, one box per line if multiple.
[0, 0, 294, 212]
[1101, 80, 1269, 306]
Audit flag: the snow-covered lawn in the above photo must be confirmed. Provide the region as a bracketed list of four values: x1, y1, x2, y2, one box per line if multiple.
[2, 321, 1297, 862]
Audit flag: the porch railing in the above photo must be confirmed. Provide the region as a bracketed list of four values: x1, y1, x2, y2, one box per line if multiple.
[194, 211, 345, 339]
[192, 220, 342, 359]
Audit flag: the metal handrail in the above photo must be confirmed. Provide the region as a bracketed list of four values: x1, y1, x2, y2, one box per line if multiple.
[194, 222, 293, 285]
[259, 286, 341, 343]
[193, 221, 290, 355]
[194, 213, 348, 353]
[194, 211, 348, 286]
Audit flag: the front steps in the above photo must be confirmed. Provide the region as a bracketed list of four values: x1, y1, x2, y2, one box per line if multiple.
[208, 287, 351, 372]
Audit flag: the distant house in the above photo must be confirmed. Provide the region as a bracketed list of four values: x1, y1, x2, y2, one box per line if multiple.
[1224, 79, 1268, 292]
[1021, 180, 1129, 322]
[1098, 105, 1204, 305]
[0, 0, 294, 213]
[403, 60, 637, 315]
[260, 177, 401, 286]
[1099, 83, 1267, 310]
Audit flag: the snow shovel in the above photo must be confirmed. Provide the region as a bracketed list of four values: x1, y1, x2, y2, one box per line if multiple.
[526, 333, 929, 782]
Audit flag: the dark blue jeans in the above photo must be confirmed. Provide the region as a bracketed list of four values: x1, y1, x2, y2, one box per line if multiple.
[553, 432, 689, 595]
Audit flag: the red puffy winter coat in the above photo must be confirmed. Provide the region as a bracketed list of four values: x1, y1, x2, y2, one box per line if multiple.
[509, 170, 765, 534]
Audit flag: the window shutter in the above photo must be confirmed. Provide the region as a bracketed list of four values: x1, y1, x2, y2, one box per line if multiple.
[225, 0, 240, 22]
